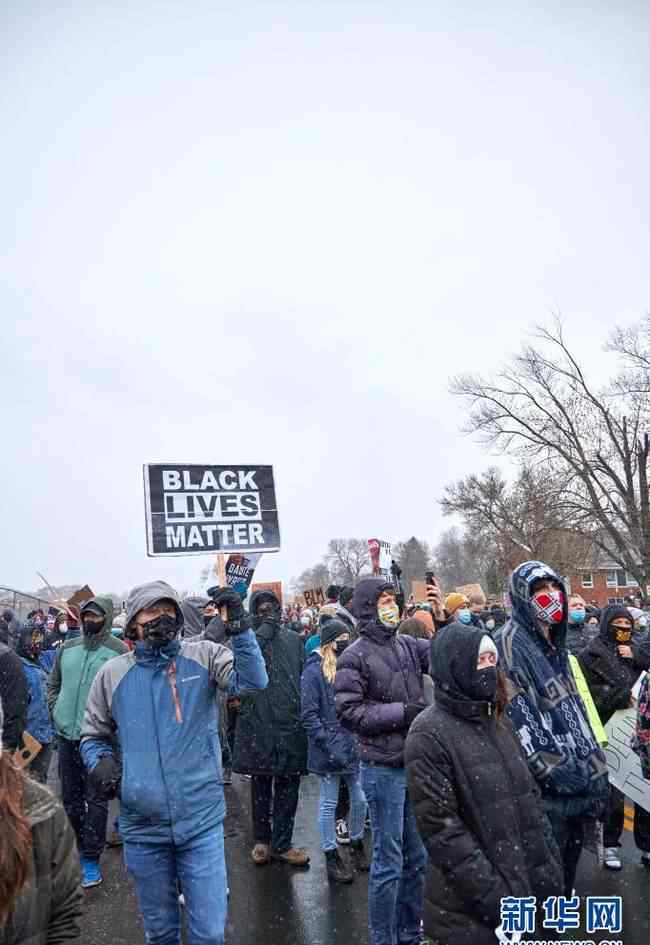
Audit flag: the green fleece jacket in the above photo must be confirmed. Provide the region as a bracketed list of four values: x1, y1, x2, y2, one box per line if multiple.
[47, 596, 126, 741]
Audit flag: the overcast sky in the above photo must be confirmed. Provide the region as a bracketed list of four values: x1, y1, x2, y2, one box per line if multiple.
[2, 1, 649, 598]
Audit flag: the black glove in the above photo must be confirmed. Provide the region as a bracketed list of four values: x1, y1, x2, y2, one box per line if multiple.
[90, 754, 121, 799]
[210, 587, 248, 634]
[403, 703, 425, 728]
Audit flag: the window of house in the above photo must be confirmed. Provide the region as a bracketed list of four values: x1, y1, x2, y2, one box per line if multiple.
[608, 596, 624, 605]
[581, 572, 593, 588]
[606, 571, 618, 588]
[625, 572, 639, 587]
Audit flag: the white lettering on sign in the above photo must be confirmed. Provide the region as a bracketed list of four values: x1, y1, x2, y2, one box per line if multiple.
[164, 522, 266, 550]
[163, 492, 261, 523]
[161, 469, 260, 492]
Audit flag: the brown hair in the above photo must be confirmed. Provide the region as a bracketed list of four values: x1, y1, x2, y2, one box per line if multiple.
[495, 669, 509, 721]
[399, 616, 433, 640]
[0, 753, 33, 923]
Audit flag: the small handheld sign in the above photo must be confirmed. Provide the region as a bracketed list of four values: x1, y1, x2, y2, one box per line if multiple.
[143, 464, 280, 557]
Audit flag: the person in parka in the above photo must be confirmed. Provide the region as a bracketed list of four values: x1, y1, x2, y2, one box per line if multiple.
[80, 581, 267, 945]
[578, 604, 650, 869]
[233, 588, 310, 868]
[405, 623, 563, 945]
[334, 577, 439, 945]
[496, 561, 609, 897]
[301, 616, 368, 884]
[46, 595, 126, 889]
[16, 624, 54, 784]
[0, 700, 82, 945]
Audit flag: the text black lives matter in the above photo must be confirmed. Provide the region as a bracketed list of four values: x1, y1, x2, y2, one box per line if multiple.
[143, 464, 280, 556]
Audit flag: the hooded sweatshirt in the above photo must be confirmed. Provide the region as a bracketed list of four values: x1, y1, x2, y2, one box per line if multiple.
[333, 577, 430, 767]
[47, 596, 127, 741]
[496, 561, 608, 819]
[80, 580, 267, 844]
[577, 605, 650, 726]
[16, 626, 54, 745]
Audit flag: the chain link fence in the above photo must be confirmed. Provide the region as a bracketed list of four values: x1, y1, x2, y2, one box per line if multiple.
[0, 585, 60, 622]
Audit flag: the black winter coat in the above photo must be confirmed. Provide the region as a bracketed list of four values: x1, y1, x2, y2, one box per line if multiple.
[405, 623, 563, 945]
[578, 605, 650, 725]
[233, 619, 308, 776]
[0, 642, 28, 751]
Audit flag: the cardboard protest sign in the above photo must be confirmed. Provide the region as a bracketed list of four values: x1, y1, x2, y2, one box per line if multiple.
[225, 553, 261, 597]
[568, 655, 608, 747]
[604, 707, 650, 813]
[411, 581, 428, 603]
[303, 587, 325, 608]
[368, 539, 392, 576]
[143, 464, 280, 556]
[67, 585, 95, 609]
[251, 582, 283, 606]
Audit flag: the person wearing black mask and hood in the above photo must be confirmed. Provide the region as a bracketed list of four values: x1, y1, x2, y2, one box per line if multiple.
[405, 624, 563, 945]
[80, 580, 267, 945]
[233, 588, 310, 868]
[578, 604, 650, 869]
[16, 622, 55, 783]
[46, 595, 126, 889]
[334, 577, 444, 945]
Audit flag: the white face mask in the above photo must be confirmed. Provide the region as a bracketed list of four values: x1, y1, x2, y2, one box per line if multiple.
[59, 622, 68, 632]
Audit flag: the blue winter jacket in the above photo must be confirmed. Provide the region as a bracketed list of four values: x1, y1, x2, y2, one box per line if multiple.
[80, 630, 267, 844]
[496, 561, 608, 819]
[301, 651, 358, 776]
[20, 658, 54, 745]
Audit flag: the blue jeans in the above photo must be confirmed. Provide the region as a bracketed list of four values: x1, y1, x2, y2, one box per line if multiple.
[124, 824, 227, 945]
[318, 772, 367, 852]
[361, 763, 427, 945]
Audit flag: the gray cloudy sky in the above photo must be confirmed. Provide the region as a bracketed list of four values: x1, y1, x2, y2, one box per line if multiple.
[2, 1, 649, 597]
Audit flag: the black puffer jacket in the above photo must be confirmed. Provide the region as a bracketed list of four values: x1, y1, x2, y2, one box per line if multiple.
[233, 590, 308, 776]
[1, 777, 82, 944]
[405, 623, 563, 945]
[578, 605, 650, 725]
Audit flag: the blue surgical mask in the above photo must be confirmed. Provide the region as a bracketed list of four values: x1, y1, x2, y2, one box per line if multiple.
[457, 609, 472, 625]
[569, 609, 586, 625]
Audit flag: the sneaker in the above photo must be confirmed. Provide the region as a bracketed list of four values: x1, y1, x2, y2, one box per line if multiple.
[222, 767, 233, 785]
[81, 858, 103, 889]
[336, 818, 350, 845]
[271, 847, 310, 867]
[604, 846, 622, 870]
[641, 852, 650, 867]
[325, 848, 354, 884]
[350, 838, 370, 872]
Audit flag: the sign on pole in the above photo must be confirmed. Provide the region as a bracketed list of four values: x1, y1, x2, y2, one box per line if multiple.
[604, 705, 650, 813]
[143, 464, 280, 556]
[224, 553, 261, 597]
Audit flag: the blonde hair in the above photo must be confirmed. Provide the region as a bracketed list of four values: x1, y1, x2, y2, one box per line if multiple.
[321, 641, 338, 684]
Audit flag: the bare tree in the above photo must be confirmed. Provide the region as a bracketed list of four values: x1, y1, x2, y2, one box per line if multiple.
[451, 318, 650, 593]
[290, 561, 332, 597]
[326, 539, 371, 585]
[393, 537, 432, 596]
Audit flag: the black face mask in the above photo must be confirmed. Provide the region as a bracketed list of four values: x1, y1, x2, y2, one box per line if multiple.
[466, 666, 498, 702]
[83, 619, 104, 636]
[142, 613, 178, 648]
[203, 614, 213, 627]
[253, 605, 277, 629]
[335, 640, 350, 654]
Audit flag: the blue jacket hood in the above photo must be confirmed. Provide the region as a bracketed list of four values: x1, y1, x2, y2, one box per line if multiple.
[509, 560, 569, 648]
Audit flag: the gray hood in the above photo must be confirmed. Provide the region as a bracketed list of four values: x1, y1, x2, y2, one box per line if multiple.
[181, 596, 210, 639]
[126, 580, 183, 634]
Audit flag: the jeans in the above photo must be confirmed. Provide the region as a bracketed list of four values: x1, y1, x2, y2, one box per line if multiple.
[58, 737, 108, 860]
[318, 773, 367, 852]
[604, 783, 650, 851]
[125, 824, 227, 945]
[361, 763, 427, 945]
[251, 774, 301, 853]
[546, 809, 586, 897]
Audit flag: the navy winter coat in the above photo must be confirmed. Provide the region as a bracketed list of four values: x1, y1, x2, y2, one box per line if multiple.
[301, 651, 358, 775]
[334, 578, 430, 768]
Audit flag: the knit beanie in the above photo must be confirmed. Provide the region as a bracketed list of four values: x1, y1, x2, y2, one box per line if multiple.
[339, 587, 354, 608]
[305, 634, 321, 655]
[320, 617, 350, 648]
[478, 634, 498, 660]
[445, 593, 469, 616]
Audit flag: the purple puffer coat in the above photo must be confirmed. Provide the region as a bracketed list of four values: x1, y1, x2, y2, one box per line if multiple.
[334, 578, 430, 768]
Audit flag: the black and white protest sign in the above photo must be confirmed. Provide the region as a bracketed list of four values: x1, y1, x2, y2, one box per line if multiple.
[143, 464, 280, 556]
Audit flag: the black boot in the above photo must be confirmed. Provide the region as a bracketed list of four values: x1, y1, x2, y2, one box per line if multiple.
[325, 848, 354, 884]
[350, 838, 370, 872]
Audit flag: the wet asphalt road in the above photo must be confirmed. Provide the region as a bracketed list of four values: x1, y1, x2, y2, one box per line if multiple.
[73, 774, 650, 945]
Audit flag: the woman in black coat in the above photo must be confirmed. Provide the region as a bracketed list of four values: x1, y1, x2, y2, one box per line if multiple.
[405, 623, 562, 945]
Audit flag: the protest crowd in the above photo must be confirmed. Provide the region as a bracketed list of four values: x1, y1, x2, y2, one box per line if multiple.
[1, 559, 650, 945]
